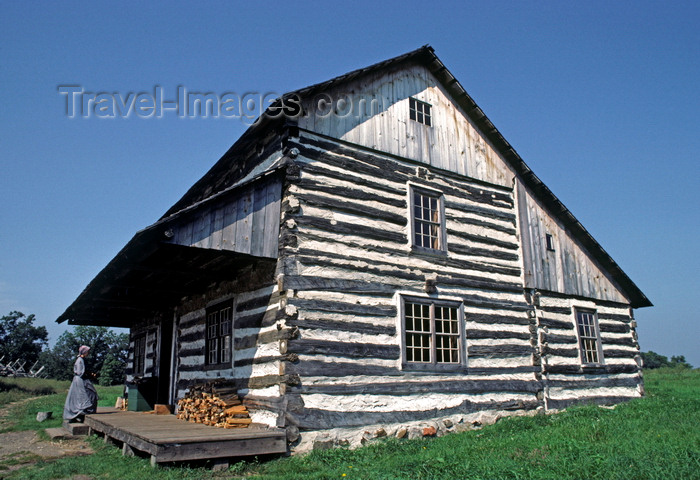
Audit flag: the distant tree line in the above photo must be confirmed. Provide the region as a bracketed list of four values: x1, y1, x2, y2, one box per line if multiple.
[1, 311, 128, 386]
[641, 351, 693, 369]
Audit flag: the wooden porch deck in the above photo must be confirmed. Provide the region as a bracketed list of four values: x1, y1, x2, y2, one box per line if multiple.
[83, 407, 287, 467]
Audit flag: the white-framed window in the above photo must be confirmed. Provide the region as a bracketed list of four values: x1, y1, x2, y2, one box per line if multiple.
[206, 302, 232, 366]
[409, 97, 432, 126]
[409, 185, 446, 252]
[575, 309, 603, 365]
[401, 296, 465, 372]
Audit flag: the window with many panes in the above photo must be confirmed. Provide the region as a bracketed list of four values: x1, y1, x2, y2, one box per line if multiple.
[576, 309, 603, 364]
[206, 302, 232, 366]
[402, 297, 465, 371]
[410, 186, 445, 252]
[132, 334, 146, 375]
[409, 97, 432, 126]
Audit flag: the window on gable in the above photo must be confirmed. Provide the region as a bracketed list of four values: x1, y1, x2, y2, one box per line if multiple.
[409, 97, 432, 126]
[545, 234, 555, 251]
[576, 309, 603, 364]
[206, 302, 232, 366]
[401, 297, 465, 372]
[410, 186, 446, 252]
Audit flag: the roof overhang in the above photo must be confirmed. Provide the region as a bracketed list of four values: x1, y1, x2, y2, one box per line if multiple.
[56, 229, 272, 328]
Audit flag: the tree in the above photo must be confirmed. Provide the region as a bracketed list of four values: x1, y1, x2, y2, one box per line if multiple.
[641, 351, 670, 369]
[670, 355, 692, 369]
[641, 351, 693, 369]
[0, 311, 48, 367]
[40, 326, 128, 384]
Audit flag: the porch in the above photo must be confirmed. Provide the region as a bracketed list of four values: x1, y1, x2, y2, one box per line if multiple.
[79, 407, 287, 467]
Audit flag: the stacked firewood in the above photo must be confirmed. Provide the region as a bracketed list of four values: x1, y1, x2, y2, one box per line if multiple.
[176, 384, 252, 428]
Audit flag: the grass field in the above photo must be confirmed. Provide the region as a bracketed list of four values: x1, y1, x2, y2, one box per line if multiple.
[0, 378, 123, 433]
[2, 368, 698, 479]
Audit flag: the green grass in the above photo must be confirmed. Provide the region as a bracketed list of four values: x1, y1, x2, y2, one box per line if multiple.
[3, 368, 699, 479]
[0, 378, 70, 407]
[0, 379, 123, 433]
[248, 367, 700, 480]
[5, 435, 228, 480]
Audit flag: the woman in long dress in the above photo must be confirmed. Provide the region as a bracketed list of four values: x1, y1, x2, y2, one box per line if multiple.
[63, 345, 99, 422]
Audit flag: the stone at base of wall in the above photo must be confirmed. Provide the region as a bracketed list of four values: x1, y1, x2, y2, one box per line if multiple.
[293, 407, 544, 454]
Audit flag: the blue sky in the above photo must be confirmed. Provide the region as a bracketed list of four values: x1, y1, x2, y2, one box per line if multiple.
[1, 1, 698, 366]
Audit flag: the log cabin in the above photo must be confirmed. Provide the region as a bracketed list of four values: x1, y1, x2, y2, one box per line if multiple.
[57, 45, 651, 452]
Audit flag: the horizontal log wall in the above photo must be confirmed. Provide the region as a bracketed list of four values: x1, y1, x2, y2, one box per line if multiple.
[278, 132, 541, 433]
[171, 260, 285, 427]
[535, 292, 643, 410]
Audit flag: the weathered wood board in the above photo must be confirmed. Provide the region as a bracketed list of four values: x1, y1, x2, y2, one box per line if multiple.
[84, 408, 286, 465]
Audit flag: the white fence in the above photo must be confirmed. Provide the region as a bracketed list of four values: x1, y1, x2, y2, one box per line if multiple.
[0, 356, 46, 378]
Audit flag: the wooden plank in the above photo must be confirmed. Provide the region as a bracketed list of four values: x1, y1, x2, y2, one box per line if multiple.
[300, 161, 405, 197]
[288, 297, 396, 317]
[290, 378, 542, 395]
[210, 204, 225, 250]
[287, 316, 396, 336]
[446, 243, 520, 262]
[538, 306, 572, 315]
[601, 336, 637, 347]
[300, 191, 406, 226]
[468, 313, 530, 326]
[287, 338, 401, 360]
[250, 183, 268, 257]
[295, 177, 406, 209]
[235, 191, 253, 254]
[263, 179, 282, 258]
[221, 196, 239, 250]
[235, 306, 279, 329]
[446, 211, 517, 235]
[546, 376, 641, 389]
[543, 333, 577, 344]
[192, 208, 212, 248]
[517, 182, 535, 287]
[446, 230, 519, 251]
[541, 346, 579, 358]
[546, 395, 637, 410]
[288, 398, 541, 430]
[467, 344, 534, 358]
[543, 363, 639, 374]
[294, 215, 406, 244]
[83, 408, 287, 464]
[538, 317, 573, 330]
[599, 323, 631, 333]
[234, 327, 295, 350]
[466, 329, 531, 341]
[154, 436, 287, 462]
[283, 275, 397, 295]
[598, 313, 632, 322]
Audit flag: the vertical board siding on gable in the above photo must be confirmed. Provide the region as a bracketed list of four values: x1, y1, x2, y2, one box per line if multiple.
[167, 178, 282, 259]
[279, 133, 542, 431]
[517, 184, 630, 305]
[297, 63, 515, 188]
[535, 294, 642, 410]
